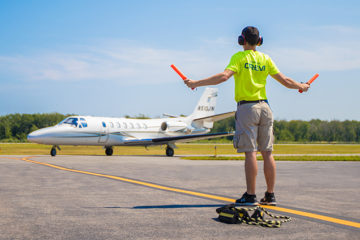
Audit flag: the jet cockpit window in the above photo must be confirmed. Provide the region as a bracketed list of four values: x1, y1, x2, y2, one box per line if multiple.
[60, 117, 79, 127]
[59, 117, 87, 128]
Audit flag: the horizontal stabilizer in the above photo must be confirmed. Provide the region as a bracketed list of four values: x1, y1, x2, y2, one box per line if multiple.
[163, 113, 179, 118]
[193, 111, 235, 123]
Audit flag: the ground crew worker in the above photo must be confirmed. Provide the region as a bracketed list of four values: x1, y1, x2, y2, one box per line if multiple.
[184, 26, 310, 206]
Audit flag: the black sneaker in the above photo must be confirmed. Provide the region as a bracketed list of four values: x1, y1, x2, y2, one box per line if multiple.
[235, 192, 259, 206]
[260, 192, 277, 206]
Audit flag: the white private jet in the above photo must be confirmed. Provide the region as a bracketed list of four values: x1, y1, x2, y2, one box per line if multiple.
[27, 88, 234, 157]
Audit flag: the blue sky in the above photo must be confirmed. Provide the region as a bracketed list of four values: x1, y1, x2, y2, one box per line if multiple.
[0, 0, 359, 120]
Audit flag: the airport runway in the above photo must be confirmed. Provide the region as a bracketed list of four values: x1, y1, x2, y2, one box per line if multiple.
[0, 155, 359, 240]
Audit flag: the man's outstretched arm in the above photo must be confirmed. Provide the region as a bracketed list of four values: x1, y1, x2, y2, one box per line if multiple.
[184, 69, 234, 89]
[271, 72, 310, 92]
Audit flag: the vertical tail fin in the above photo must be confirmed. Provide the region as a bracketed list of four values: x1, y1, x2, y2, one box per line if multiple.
[189, 88, 218, 124]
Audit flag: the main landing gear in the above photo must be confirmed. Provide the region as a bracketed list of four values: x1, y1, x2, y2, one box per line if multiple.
[50, 145, 61, 156]
[166, 146, 174, 157]
[105, 146, 113, 156]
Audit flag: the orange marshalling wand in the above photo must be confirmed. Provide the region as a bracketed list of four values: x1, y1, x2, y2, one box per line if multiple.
[171, 64, 194, 90]
[171, 64, 187, 80]
[299, 73, 319, 93]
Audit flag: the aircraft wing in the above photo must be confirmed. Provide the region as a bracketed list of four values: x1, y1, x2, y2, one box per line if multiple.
[192, 111, 235, 123]
[122, 132, 234, 146]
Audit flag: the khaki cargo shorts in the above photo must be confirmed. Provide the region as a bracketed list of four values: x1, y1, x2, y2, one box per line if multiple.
[233, 101, 274, 152]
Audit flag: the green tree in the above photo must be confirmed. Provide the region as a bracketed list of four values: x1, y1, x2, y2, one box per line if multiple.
[278, 129, 294, 142]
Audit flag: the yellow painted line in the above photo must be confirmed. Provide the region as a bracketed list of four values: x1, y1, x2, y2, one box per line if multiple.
[13, 157, 360, 229]
[263, 205, 360, 229]
[19, 157, 234, 202]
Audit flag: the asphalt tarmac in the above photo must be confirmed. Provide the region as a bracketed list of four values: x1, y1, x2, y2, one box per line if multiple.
[0, 155, 359, 240]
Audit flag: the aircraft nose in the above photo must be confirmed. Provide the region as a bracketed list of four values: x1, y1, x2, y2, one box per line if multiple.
[27, 129, 47, 143]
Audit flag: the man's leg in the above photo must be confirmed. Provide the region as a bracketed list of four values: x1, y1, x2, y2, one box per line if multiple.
[245, 151, 258, 195]
[261, 151, 276, 193]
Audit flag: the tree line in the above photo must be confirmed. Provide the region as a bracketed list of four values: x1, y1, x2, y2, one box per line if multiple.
[0, 113, 69, 142]
[211, 117, 360, 143]
[0, 113, 360, 143]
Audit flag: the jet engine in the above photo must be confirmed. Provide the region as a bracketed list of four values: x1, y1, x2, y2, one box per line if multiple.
[161, 121, 188, 132]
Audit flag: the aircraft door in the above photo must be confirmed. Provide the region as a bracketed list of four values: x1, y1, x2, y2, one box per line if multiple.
[98, 121, 109, 143]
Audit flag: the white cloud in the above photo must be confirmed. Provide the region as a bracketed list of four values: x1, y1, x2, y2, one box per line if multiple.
[1, 25, 359, 85]
[0, 50, 140, 82]
[0, 40, 228, 85]
[309, 25, 360, 36]
[269, 44, 360, 72]
[267, 25, 360, 72]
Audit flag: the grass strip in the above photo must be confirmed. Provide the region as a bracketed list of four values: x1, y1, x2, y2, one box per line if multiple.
[181, 155, 360, 161]
[1, 143, 360, 156]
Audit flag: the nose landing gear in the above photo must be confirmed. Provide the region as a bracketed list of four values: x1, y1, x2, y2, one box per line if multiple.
[50, 145, 61, 157]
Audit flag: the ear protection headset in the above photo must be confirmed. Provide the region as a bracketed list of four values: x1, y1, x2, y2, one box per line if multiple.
[238, 27, 263, 46]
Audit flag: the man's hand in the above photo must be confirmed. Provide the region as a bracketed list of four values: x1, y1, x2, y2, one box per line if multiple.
[299, 83, 310, 92]
[184, 79, 198, 89]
